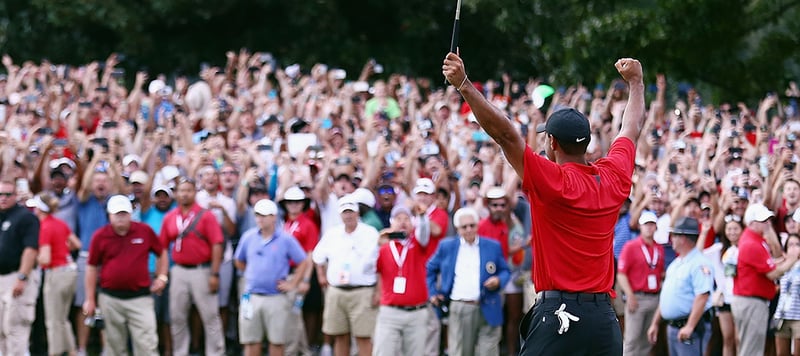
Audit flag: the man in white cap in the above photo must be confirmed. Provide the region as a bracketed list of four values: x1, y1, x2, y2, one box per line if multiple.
[617, 211, 665, 355]
[234, 199, 310, 356]
[141, 185, 177, 354]
[122, 154, 143, 175]
[410, 177, 449, 356]
[732, 203, 800, 355]
[312, 195, 380, 356]
[82, 195, 168, 355]
[127, 170, 151, 222]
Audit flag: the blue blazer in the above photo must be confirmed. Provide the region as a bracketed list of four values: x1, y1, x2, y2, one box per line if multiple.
[426, 236, 510, 326]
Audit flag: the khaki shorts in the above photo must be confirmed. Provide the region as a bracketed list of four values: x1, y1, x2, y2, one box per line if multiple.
[776, 319, 800, 339]
[322, 286, 377, 337]
[239, 294, 291, 345]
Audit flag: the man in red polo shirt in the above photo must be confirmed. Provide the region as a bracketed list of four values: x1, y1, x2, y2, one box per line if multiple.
[82, 195, 168, 355]
[160, 179, 226, 356]
[410, 177, 449, 356]
[444, 53, 645, 354]
[374, 205, 430, 356]
[617, 211, 665, 355]
[732, 203, 799, 356]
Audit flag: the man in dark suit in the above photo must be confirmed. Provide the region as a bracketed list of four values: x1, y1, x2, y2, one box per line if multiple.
[427, 207, 510, 356]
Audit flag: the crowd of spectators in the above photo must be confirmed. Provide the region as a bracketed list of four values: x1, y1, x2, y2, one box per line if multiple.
[2, 48, 800, 356]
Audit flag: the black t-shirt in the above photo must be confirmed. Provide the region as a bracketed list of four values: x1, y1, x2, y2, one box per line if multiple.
[0, 204, 40, 274]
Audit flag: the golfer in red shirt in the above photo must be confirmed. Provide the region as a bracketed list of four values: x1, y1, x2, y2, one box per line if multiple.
[444, 52, 645, 355]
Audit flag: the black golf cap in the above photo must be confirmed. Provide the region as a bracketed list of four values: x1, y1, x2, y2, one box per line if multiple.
[536, 108, 591, 144]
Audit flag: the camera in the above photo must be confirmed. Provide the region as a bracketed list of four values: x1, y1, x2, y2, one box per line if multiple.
[102, 121, 118, 129]
[84, 312, 105, 329]
[387, 231, 407, 240]
[35, 127, 54, 135]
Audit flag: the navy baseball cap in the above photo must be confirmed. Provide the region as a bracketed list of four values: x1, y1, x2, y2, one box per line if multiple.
[536, 108, 591, 144]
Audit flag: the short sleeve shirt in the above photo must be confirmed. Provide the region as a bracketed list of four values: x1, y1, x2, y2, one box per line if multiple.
[88, 222, 163, 291]
[734, 228, 777, 300]
[522, 137, 635, 292]
[658, 249, 715, 320]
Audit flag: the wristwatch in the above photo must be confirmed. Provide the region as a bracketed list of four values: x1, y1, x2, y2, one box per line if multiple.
[156, 274, 169, 283]
[17, 273, 28, 281]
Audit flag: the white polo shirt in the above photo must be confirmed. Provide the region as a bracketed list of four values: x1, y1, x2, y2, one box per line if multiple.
[312, 222, 380, 287]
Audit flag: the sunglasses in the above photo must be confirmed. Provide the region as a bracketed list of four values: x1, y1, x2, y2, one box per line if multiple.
[378, 187, 395, 195]
[459, 223, 477, 229]
[220, 170, 238, 176]
[489, 203, 506, 208]
[0, 192, 14, 197]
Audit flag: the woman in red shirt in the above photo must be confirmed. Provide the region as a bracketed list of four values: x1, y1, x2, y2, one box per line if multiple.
[27, 193, 81, 356]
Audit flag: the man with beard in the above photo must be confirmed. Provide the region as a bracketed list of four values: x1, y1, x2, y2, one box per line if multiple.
[160, 178, 226, 356]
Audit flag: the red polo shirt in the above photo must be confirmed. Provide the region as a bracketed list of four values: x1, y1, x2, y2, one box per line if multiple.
[284, 214, 320, 252]
[39, 215, 72, 269]
[734, 227, 777, 300]
[478, 217, 509, 258]
[159, 204, 224, 265]
[87, 222, 162, 291]
[424, 207, 449, 261]
[522, 137, 634, 293]
[377, 237, 428, 306]
[617, 237, 665, 293]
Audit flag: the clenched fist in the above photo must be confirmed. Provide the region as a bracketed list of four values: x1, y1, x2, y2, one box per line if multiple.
[615, 58, 643, 84]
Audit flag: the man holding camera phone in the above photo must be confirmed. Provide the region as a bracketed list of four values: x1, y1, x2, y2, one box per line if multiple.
[373, 205, 430, 356]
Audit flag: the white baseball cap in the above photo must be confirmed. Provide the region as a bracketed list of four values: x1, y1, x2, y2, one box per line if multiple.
[351, 187, 376, 207]
[413, 178, 436, 195]
[25, 195, 50, 213]
[744, 203, 774, 225]
[151, 185, 174, 198]
[338, 195, 359, 213]
[638, 211, 658, 225]
[254, 199, 278, 216]
[129, 170, 149, 185]
[107, 195, 133, 214]
[485, 187, 506, 200]
[123, 154, 142, 167]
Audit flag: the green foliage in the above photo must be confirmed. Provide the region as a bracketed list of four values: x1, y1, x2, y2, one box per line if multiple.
[1, 0, 798, 100]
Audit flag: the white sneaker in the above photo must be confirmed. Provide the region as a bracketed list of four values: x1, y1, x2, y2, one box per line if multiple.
[320, 344, 333, 356]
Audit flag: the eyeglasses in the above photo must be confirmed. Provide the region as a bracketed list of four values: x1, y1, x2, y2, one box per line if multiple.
[0, 191, 14, 197]
[724, 214, 741, 223]
[178, 177, 196, 186]
[220, 171, 238, 176]
[489, 203, 506, 208]
[458, 223, 477, 229]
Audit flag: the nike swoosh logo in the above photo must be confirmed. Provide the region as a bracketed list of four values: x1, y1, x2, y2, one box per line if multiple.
[576, 137, 586, 142]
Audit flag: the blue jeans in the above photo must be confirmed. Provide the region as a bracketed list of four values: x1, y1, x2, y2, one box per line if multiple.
[666, 322, 710, 356]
